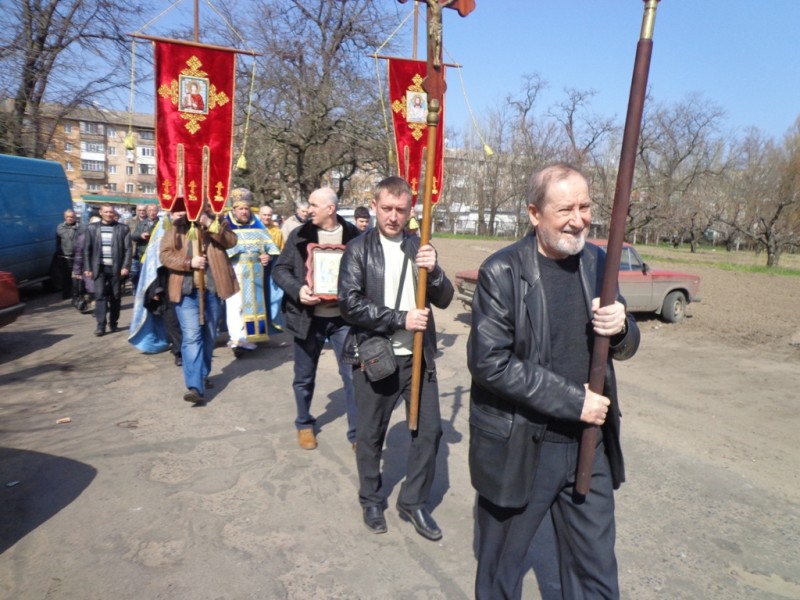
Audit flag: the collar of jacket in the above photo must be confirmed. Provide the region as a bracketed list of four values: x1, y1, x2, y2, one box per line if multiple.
[294, 214, 359, 244]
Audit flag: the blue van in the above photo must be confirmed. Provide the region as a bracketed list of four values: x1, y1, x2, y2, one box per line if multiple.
[0, 154, 73, 286]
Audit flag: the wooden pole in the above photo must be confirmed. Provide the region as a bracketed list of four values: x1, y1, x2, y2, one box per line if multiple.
[575, 0, 660, 496]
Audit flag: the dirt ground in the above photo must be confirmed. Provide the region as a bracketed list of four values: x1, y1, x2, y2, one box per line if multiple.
[1, 236, 798, 599]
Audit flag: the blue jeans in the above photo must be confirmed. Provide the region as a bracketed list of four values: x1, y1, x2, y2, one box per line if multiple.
[174, 289, 221, 397]
[292, 316, 356, 442]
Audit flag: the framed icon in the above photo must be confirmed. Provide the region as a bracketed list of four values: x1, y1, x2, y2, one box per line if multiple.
[305, 243, 346, 300]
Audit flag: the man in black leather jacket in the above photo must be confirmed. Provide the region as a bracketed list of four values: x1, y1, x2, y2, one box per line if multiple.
[468, 163, 640, 600]
[339, 176, 453, 540]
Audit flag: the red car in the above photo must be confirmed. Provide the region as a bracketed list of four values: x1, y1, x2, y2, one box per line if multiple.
[0, 271, 25, 328]
[454, 239, 701, 323]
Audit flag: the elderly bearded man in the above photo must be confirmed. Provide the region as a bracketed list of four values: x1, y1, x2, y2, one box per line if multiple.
[224, 189, 281, 355]
[468, 163, 640, 600]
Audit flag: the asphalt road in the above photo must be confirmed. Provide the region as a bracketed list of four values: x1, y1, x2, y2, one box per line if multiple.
[1, 285, 797, 599]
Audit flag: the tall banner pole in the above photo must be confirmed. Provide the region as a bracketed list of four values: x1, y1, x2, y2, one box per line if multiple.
[576, 0, 660, 495]
[401, 0, 474, 431]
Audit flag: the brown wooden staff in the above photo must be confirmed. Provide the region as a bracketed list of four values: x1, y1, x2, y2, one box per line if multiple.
[400, 0, 475, 431]
[576, 0, 661, 496]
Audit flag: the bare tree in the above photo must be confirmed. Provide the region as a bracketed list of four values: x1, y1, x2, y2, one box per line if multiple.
[635, 93, 728, 250]
[226, 0, 394, 205]
[0, 0, 149, 157]
[549, 87, 617, 169]
[719, 121, 800, 266]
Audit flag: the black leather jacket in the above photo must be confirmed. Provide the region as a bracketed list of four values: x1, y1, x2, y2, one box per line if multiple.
[467, 233, 640, 508]
[272, 215, 361, 340]
[338, 228, 454, 369]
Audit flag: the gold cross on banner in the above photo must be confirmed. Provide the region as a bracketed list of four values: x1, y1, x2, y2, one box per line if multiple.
[158, 55, 230, 134]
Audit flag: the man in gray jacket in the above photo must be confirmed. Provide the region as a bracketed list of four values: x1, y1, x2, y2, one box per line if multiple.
[468, 163, 640, 600]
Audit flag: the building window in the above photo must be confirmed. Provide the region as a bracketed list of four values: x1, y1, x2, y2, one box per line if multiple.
[108, 146, 116, 156]
[65, 161, 73, 171]
[108, 165, 117, 174]
[65, 142, 73, 152]
[68, 180, 74, 189]
[107, 127, 116, 137]
[87, 183, 101, 192]
[138, 163, 156, 175]
[126, 166, 134, 175]
[81, 160, 105, 172]
[138, 146, 156, 158]
[141, 184, 156, 195]
[80, 121, 103, 135]
[107, 183, 117, 191]
[125, 183, 135, 193]
[63, 122, 72, 133]
[139, 130, 155, 141]
[81, 141, 106, 153]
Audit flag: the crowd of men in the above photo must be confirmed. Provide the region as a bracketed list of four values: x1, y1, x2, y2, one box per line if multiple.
[53, 165, 639, 599]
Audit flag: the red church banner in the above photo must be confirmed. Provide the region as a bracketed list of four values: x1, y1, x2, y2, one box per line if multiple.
[154, 41, 235, 221]
[388, 59, 445, 204]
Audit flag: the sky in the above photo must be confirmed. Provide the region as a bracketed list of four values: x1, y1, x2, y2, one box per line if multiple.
[130, 0, 800, 142]
[404, 0, 800, 141]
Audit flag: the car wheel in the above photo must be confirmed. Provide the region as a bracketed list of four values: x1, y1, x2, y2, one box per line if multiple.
[662, 290, 686, 323]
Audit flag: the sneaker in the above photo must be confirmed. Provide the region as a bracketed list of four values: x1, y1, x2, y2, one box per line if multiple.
[94, 326, 105, 337]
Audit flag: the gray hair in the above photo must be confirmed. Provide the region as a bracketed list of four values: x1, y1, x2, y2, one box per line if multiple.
[527, 162, 586, 209]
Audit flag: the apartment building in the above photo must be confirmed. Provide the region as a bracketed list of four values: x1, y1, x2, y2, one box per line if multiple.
[41, 106, 158, 215]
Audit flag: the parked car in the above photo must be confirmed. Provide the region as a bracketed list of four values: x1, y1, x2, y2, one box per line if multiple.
[0, 271, 25, 328]
[454, 239, 701, 323]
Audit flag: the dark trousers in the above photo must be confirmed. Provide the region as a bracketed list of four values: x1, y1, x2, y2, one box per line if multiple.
[292, 316, 356, 443]
[163, 302, 183, 356]
[475, 440, 619, 600]
[57, 256, 76, 300]
[354, 355, 442, 510]
[94, 266, 121, 328]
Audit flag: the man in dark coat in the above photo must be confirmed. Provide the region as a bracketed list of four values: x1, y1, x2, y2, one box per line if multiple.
[468, 163, 640, 600]
[272, 188, 360, 451]
[83, 203, 132, 336]
[55, 209, 80, 302]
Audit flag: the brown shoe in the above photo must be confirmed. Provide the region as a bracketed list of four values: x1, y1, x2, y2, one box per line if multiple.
[297, 428, 317, 450]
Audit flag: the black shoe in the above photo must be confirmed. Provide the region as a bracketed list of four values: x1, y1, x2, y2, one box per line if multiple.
[204, 378, 214, 389]
[174, 354, 182, 367]
[363, 506, 387, 534]
[397, 504, 441, 541]
[109, 323, 120, 333]
[94, 326, 105, 337]
[183, 388, 205, 404]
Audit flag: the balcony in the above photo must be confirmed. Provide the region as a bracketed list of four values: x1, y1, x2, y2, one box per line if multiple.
[81, 170, 107, 180]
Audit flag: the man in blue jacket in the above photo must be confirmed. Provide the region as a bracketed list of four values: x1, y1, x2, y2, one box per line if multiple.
[468, 163, 640, 599]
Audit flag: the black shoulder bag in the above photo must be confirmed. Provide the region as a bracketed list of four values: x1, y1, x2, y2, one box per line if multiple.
[358, 254, 409, 382]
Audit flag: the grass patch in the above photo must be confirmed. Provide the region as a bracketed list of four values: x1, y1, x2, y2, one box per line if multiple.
[637, 246, 800, 277]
